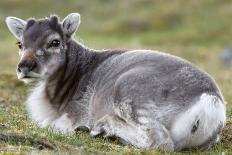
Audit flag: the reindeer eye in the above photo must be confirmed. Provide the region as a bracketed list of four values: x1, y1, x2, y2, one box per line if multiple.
[16, 41, 22, 49]
[49, 40, 60, 48]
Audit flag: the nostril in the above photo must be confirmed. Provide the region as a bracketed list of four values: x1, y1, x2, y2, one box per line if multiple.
[17, 67, 22, 73]
[29, 62, 37, 72]
[18, 60, 37, 73]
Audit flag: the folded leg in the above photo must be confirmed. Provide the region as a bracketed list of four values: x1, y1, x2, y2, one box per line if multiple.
[90, 114, 174, 151]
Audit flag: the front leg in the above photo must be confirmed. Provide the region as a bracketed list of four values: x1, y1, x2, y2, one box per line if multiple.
[49, 113, 76, 134]
[90, 114, 174, 151]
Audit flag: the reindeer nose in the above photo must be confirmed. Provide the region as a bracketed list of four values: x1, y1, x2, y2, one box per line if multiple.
[17, 60, 37, 74]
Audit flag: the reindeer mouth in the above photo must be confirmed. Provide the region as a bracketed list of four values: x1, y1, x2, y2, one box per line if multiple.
[17, 72, 41, 84]
[19, 74, 40, 79]
[22, 75, 38, 79]
[20, 76, 40, 84]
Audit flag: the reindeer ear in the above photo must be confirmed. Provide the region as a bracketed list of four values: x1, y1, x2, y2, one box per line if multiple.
[62, 13, 80, 37]
[5, 16, 26, 41]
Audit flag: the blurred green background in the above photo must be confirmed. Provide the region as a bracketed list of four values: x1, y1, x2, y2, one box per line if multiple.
[0, 0, 231, 109]
[0, 0, 232, 153]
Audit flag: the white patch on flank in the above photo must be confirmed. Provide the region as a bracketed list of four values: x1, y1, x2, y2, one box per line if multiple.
[170, 93, 226, 148]
[136, 109, 148, 116]
[26, 82, 75, 133]
[138, 116, 150, 124]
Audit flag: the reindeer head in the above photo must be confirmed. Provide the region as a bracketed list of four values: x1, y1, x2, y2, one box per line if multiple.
[5, 13, 81, 84]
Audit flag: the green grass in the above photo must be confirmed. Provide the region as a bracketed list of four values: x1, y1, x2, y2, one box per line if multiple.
[0, 75, 231, 154]
[0, 0, 232, 154]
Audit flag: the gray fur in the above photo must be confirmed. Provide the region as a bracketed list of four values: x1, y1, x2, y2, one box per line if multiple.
[5, 17, 26, 40]
[5, 13, 226, 152]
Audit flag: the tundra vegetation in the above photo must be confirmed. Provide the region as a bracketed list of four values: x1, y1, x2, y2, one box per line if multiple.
[0, 0, 232, 154]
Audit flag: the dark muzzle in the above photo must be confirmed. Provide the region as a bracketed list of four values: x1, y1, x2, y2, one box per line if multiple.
[17, 59, 37, 75]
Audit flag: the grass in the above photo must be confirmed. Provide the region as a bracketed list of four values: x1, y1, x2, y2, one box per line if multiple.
[0, 0, 232, 154]
[0, 75, 231, 154]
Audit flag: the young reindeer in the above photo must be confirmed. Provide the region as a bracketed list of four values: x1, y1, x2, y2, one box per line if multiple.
[5, 13, 226, 151]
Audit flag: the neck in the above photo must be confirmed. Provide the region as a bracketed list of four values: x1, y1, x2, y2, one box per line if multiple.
[45, 39, 97, 111]
[42, 39, 124, 111]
